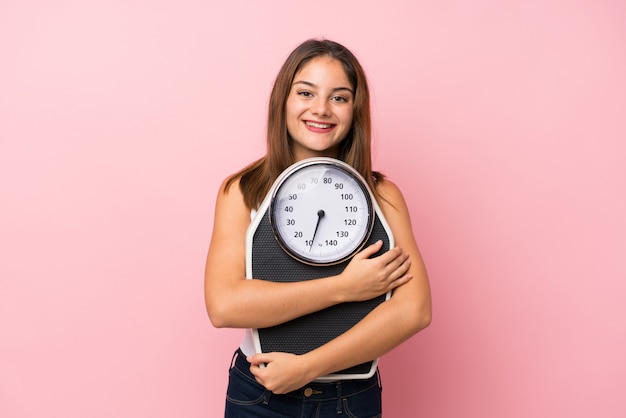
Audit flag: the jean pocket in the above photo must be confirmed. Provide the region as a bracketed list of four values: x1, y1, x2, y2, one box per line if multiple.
[342, 382, 382, 418]
[226, 366, 270, 406]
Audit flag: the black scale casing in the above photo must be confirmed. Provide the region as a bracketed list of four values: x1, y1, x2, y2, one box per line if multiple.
[250, 211, 391, 376]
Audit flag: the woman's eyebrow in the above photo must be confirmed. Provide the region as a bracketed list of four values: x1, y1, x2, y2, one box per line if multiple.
[292, 80, 354, 94]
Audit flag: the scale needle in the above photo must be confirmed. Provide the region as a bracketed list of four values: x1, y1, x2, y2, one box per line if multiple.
[309, 209, 325, 251]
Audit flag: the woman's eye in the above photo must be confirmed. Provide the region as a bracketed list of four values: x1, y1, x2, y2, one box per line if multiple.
[297, 91, 313, 97]
[331, 95, 349, 103]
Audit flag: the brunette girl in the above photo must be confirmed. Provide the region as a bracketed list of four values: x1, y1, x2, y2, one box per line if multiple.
[205, 39, 431, 417]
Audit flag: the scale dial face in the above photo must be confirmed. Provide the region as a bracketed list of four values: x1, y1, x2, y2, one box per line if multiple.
[270, 158, 375, 265]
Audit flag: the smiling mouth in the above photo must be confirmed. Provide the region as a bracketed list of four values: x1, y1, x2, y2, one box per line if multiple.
[305, 121, 334, 129]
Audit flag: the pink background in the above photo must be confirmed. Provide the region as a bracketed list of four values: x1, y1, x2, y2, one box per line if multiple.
[1, 1, 625, 417]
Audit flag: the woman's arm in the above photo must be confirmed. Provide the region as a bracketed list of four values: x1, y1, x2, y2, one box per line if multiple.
[248, 178, 432, 393]
[204, 176, 414, 329]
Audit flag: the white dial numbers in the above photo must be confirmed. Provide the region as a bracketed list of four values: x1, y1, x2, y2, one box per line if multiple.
[270, 159, 374, 265]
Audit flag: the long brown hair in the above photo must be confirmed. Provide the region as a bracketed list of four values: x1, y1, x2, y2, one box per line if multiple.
[225, 39, 383, 209]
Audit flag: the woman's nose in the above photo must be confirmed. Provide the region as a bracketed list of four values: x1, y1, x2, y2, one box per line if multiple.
[311, 98, 330, 117]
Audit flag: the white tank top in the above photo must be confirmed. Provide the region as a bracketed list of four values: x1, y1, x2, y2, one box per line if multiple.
[239, 209, 258, 356]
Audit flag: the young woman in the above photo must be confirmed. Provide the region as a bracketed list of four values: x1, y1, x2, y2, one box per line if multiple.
[205, 39, 432, 417]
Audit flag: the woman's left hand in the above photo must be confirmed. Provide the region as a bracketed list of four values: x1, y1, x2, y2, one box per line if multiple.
[247, 352, 315, 394]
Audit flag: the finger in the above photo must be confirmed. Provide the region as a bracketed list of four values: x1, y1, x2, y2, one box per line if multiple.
[375, 246, 404, 266]
[386, 276, 412, 294]
[379, 253, 407, 282]
[388, 255, 411, 279]
[354, 240, 383, 259]
[391, 272, 414, 288]
[247, 353, 272, 366]
[390, 251, 410, 271]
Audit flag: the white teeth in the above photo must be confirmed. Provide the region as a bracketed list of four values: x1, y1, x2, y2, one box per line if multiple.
[305, 121, 332, 129]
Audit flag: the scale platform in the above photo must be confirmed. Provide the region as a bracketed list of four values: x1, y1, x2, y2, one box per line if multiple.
[246, 208, 393, 380]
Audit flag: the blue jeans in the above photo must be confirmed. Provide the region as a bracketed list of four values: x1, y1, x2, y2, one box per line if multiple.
[225, 348, 383, 417]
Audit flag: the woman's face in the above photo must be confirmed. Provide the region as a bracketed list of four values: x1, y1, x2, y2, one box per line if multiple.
[285, 56, 354, 161]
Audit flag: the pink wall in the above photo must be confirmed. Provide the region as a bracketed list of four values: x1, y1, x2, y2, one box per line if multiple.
[1, 1, 624, 417]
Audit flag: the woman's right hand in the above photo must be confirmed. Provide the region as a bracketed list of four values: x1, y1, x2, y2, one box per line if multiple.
[338, 240, 413, 302]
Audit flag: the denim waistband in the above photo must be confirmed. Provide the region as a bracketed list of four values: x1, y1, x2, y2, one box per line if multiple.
[230, 348, 380, 401]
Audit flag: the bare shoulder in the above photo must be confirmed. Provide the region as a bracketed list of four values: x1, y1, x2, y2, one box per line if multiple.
[211, 174, 251, 238]
[375, 177, 411, 217]
[206, 174, 250, 277]
[215, 175, 247, 211]
[373, 177, 419, 253]
[217, 174, 242, 201]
